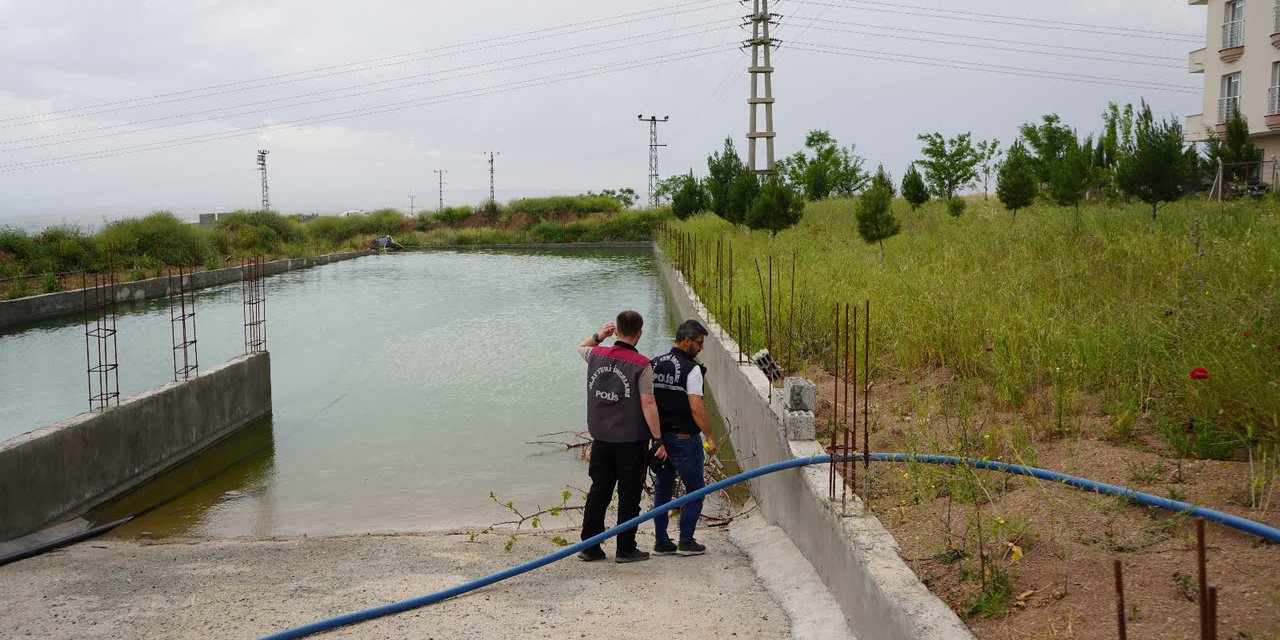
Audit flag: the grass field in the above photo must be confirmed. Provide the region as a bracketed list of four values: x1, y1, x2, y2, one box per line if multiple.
[660, 195, 1280, 456]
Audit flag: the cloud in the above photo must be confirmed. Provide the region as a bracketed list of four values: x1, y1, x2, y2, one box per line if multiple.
[0, 0, 1209, 218]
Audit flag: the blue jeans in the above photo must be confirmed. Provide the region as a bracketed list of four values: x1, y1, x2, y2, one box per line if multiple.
[653, 432, 706, 544]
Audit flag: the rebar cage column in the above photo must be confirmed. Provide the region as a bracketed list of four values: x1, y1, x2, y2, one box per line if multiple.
[82, 268, 120, 412]
[168, 266, 199, 381]
[241, 257, 267, 354]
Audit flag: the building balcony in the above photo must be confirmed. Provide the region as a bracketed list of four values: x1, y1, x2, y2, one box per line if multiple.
[1273, 4, 1280, 47]
[1268, 87, 1280, 129]
[1220, 20, 1245, 60]
[1189, 47, 1206, 73]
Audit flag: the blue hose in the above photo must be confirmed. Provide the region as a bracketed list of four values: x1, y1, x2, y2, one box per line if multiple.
[261, 453, 1280, 640]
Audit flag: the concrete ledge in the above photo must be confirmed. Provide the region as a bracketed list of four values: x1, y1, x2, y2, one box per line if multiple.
[0, 352, 272, 542]
[653, 244, 973, 640]
[0, 251, 368, 330]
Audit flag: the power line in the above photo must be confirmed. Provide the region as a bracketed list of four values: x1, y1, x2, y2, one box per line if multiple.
[786, 14, 1185, 63]
[793, 23, 1185, 69]
[0, 22, 736, 151]
[0, 46, 732, 173]
[787, 41, 1199, 94]
[789, 0, 1202, 43]
[0, 0, 727, 127]
[835, 0, 1201, 39]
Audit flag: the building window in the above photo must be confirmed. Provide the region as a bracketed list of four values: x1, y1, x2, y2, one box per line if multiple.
[1224, 0, 1246, 48]
[1269, 62, 1280, 116]
[1220, 73, 1242, 123]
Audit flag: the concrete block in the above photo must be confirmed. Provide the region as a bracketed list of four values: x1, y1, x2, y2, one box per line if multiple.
[783, 410, 816, 440]
[784, 377, 817, 412]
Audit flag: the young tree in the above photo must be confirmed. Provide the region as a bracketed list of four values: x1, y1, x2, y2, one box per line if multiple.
[901, 163, 929, 211]
[670, 171, 708, 220]
[776, 130, 868, 200]
[996, 141, 1037, 223]
[1049, 136, 1094, 217]
[856, 165, 901, 262]
[745, 176, 804, 236]
[597, 187, 638, 208]
[724, 170, 761, 225]
[1098, 102, 1136, 201]
[1018, 114, 1076, 187]
[1206, 107, 1263, 185]
[871, 164, 895, 196]
[1115, 102, 1191, 220]
[916, 132, 981, 202]
[706, 137, 750, 223]
[975, 139, 1003, 199]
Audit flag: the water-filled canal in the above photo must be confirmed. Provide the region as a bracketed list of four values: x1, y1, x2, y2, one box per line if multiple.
[1, 249, 704, 537]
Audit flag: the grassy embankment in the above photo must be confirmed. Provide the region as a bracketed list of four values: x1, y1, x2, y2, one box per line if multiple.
[0, 196, 669, 299]
[663, 196, 1279, 456]
[662, 195, 1280, 628]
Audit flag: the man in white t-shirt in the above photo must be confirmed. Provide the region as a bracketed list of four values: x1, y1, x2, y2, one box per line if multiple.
[650, 319, 717, 556]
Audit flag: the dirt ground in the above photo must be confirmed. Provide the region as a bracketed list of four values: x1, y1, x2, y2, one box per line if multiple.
[0, 527, 791, 640]
[811, 366, 1280, 640]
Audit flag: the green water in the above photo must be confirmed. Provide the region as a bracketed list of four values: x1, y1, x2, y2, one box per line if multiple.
[2, 249, 713, 537]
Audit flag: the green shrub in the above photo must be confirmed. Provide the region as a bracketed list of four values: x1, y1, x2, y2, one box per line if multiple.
[947, 197, 967, 217]
[0, 227, 36, 264]
[529, 221, 568, 243]
[214, 210, 305, 256]
[5, 277, 31, 300]
[435, 206, 474, 226]
[98, 212, 209, 267]
[304, 215, 360, 244]
[507, 195, 621, 222]
[40, 272, 61, 293]
[33, 226, 96, 273]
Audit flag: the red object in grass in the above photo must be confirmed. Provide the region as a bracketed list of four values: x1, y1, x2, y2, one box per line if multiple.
[1189, 367, 1210, 380]
[1243, 332, 1253, 338]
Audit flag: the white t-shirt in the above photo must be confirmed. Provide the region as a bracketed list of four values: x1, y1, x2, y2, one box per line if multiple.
[686, 366, 704, 397]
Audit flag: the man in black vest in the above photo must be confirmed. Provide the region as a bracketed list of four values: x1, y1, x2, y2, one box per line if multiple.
[576, 310, 666, 563]
[651, 319, 717, 556]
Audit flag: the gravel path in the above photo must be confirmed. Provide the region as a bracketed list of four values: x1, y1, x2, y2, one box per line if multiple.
[1, 526, 792, 639]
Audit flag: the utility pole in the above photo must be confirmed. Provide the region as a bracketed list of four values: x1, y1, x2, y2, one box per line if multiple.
[745, 0, 779, 176]
[434, 169, 447, 212]
[637, 115, 669, 207]
[485, 151, 500, 204]
[409, 194, 416, 217]
[256, 150, 270, 212]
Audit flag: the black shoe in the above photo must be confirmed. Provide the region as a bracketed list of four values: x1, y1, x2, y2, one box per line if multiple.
[577, 546, 606, 562]
[614, 548, 651, 563]
[677, 539, 706, 556]
[653, 540, 678, 556]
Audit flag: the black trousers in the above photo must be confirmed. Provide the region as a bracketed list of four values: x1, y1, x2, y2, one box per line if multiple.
[581, 439, 647, 552]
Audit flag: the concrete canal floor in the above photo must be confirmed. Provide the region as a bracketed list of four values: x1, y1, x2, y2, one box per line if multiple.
[1, 517, 855, 639]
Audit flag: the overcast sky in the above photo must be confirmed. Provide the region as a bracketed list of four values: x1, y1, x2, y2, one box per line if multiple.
[0, 0, 1206, 227]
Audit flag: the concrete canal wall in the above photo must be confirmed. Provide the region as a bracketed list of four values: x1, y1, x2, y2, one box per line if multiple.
[0, 251, 367, 330]
[653, 245, 973, 640]
[0, 352, 272, 542]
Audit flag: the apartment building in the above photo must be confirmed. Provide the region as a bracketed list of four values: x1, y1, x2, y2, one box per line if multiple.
[1186, 0, 1280, 179]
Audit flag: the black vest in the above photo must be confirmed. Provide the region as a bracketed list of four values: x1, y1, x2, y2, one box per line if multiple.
[651, 347, 704, 433]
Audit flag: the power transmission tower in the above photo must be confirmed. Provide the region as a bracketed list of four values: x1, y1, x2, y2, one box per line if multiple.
[485, 151, 500, 204]
[256, 150, 271, 211]
[409, 194, 416, 216]
[434, 169, 447, 212]
[637, 115, 669, 207]
[744, 0, 779, 175]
